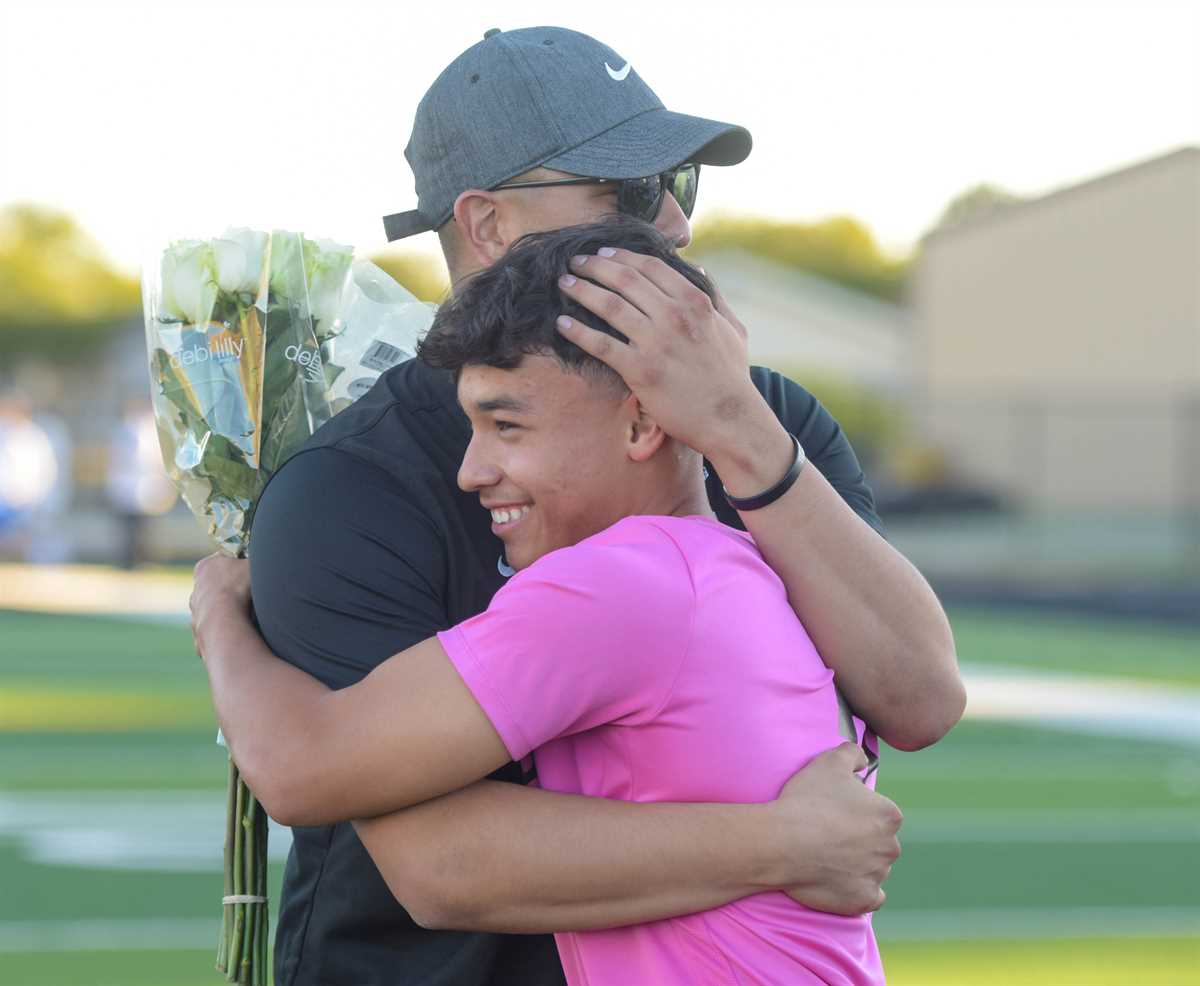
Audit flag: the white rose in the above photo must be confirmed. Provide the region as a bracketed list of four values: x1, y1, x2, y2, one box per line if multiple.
[304, 237, 354, 327]
[268, 231, 304, 300]
[160, 240, 217, 326]
[213, 227, 267, 295]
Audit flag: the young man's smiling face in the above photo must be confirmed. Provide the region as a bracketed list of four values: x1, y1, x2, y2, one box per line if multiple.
[456, 353, 644, 571]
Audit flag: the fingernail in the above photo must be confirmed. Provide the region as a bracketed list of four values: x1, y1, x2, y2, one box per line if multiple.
[559, 274, 577, 287]
[598, 247, 616, 258]
[556, 315, 573, 330]
[569, 255, 588, 267]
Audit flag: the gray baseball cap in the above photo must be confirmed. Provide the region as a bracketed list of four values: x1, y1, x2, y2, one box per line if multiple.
[383, 26, 752, 241]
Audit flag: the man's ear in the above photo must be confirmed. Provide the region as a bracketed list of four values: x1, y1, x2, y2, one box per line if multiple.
[624, 395, 668, 463]
[452, 189, 507, 268]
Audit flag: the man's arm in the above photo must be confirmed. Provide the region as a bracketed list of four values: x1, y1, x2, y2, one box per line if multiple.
[701, 401, 962, 751]
[193, 559, 510, 823]
[556, 250, 965, 750]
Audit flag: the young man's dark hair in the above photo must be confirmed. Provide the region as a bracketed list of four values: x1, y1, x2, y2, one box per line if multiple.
[418, 216, 714, 389]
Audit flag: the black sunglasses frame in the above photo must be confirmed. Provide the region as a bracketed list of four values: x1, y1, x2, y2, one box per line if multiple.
[491, 163, 700, 222]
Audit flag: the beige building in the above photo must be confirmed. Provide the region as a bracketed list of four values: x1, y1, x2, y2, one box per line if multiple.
[913, 146, 1199, 512]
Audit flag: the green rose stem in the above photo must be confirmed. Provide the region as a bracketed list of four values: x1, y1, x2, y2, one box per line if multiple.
[228, 776, 246, 977]
[219, 761, 270, 983]
[217, 758, 237, 974]
[241, 793, 257, 985]
[258, 806, 269, 985]
[219, 602, 270, 982]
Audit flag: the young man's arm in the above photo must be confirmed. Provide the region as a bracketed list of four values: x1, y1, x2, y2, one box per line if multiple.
[193, 552, 901, 925]
[556, 251, 965, 750]
[194, 567, 509, 821]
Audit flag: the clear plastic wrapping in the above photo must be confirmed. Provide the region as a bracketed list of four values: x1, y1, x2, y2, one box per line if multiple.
[143, 228, 434, 555]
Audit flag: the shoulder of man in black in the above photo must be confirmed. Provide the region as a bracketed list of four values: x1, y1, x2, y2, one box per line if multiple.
[704, 366, 884, 535]
[248, 357, 506, 690]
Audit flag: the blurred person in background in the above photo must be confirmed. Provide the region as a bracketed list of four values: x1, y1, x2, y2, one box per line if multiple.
[105, 399, 178, 568]
[223, 25, 963, 986]
[0, 392, 71, 563]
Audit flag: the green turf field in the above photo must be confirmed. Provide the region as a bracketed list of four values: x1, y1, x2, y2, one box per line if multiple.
[1, 606, 1197, 985]
[949, 605, 1200, 687]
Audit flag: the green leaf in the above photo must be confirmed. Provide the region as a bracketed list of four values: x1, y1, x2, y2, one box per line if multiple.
[198, 433, 260, 506]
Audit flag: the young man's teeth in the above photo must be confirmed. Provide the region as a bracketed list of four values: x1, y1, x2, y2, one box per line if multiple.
[491, 506, 530, 524]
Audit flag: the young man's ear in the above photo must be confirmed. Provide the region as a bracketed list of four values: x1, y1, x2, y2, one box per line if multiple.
[452, 190, 508, 269]
[625, 397, 667, 463]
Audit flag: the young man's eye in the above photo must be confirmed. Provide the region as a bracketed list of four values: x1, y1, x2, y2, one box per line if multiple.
[495, 420, 519, 433]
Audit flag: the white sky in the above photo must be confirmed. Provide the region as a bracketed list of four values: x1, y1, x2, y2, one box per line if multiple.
[1, 0, 1196, 274]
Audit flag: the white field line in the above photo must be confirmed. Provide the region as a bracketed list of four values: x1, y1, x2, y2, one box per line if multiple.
[960, 662, 1200, 747]
[1, 908, 1196, 953]
[2, 792, 1196, 873]
[0, 792, 293, 871]
[0, 918, 218, 953]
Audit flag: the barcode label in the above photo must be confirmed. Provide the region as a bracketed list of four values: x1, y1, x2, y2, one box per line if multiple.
[360, 340, 408, 372]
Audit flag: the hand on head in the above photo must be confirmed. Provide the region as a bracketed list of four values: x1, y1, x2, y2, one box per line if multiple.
[555, 245, 757, 460]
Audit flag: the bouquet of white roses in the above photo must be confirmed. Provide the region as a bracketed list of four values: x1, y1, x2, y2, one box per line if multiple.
[143, 228, 434, 984]
[145, 228, 433, 555]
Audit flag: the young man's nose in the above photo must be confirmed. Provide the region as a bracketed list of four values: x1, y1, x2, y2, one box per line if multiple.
[655, 192, 692, 249]
[457, 438, 502, 493]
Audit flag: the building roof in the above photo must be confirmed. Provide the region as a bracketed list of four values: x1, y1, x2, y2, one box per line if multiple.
[924, 145, 1199, 244]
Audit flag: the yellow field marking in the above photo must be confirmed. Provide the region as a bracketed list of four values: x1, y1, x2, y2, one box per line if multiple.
[0, 687, 212, 731]
[884, 935, 1200, 986]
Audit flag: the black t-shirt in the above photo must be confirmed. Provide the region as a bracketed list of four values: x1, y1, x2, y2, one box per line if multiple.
[250, 357, 882, 986]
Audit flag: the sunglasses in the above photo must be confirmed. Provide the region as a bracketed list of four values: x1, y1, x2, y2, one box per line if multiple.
[491, 163, 700, 223]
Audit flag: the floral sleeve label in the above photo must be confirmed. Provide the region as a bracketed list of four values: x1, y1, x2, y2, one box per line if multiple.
[284, 343, 324, 383]
[169, 328, 246, 368]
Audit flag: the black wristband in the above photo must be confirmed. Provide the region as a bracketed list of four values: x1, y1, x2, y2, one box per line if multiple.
[722, 434, 806, 511]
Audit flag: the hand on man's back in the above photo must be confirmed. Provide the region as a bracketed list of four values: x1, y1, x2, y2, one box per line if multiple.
[772, 743, 903, 916]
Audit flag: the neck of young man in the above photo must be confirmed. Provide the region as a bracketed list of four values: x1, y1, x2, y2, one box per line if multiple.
[630, 468, 714, 524]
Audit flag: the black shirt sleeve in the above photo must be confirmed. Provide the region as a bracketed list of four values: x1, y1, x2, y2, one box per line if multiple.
[248, 445, 450, 690]
[705, 366, 885, 536]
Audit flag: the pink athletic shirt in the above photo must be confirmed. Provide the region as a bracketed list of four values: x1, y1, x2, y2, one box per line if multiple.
[438, 514, 884, 986]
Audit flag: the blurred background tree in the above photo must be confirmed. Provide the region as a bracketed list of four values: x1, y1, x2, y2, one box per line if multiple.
[922, 181, 1024, 238]
[688, 213, 911, 302]
[0, 203, 140, 360]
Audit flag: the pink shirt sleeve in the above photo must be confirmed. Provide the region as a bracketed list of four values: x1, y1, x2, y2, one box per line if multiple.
[438, 519, 696, 761]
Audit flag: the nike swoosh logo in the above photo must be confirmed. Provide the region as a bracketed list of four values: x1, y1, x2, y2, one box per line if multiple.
[497, 555, 516, 578]
[605, 61, 632, 81]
